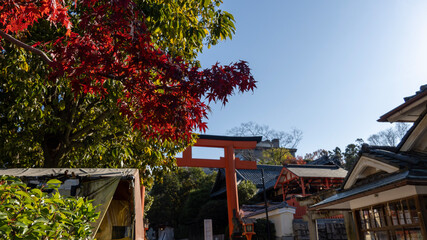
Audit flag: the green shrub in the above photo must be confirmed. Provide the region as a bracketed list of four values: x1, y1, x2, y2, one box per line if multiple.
[0, 176, 99, 239]
[253, 218, 276, 240]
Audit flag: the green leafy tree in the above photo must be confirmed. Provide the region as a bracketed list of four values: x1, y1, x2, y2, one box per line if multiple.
[0, 0, 251, 186]
[0, 176, 99, 240]
[142, 0, 236, 63]
[238, 180, 257, 205]
[261, 148, 295, 165]
[310, 139, 363, 170]
[146, 168, 216, 228]
[343, 139, 364, 170]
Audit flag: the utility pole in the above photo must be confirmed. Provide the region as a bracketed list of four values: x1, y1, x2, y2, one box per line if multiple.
[261, 169, 271, 240]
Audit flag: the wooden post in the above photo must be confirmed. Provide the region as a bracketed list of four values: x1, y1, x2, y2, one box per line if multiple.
[300, 177, 306, 196]
[325, 178, 330, 189]
[141, 185, 146, 239]
[141, 185, 145, 214]
[343, 211, 357, 240]
[305, 212, 318, 240]
[281, 185, 286, 202]
[225, 146, 239, 238]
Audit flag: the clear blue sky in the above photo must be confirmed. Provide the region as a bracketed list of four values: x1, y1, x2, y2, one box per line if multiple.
[196, 0, 427, 157]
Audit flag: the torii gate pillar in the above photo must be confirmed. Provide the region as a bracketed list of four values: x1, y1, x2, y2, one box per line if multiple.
[176, 135, 261, 238]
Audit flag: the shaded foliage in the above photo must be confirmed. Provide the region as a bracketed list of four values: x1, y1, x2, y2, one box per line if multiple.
[253, 219, 276, 240]
[146, 168, 216, 228]
[238, 180, 257, 205]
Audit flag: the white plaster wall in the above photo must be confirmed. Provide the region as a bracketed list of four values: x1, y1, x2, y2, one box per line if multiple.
[249, 207, 295, 238]
[269, 212, 293, 238]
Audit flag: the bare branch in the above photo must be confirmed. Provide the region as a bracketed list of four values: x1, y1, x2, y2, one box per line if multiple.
[367, 123, 412, 146]
[227, 121, 303, 148]
[0, 30, 54, 65]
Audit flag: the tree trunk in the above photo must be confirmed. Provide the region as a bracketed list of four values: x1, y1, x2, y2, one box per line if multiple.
[42, 134, 64, 168]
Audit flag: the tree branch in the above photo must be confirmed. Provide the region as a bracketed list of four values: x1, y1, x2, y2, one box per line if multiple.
[70, 110, 112, 141]
[73, 99, 100, 127]
[101, 132, 124, 142]
[64, 95, 83, 145]
[0, 30, 54, 65]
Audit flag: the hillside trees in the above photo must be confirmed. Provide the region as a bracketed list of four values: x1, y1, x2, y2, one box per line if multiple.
[303, 139, 363, 169]
[0, 0, 255, 182]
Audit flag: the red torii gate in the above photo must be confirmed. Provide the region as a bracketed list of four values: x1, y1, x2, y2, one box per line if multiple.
[176, 134, 261, 237]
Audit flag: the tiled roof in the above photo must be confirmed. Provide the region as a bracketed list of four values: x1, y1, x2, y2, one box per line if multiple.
[312, 171, 409, 208]
[241, 202, 295, 218]
[361, 145, 427, 168]
[403, 84, 427, 102]
[237, 165, 283, 188]
[378, 84, 427, 122]
[308, 155, 344, 167]
[285, 164, 348, 178]
[312, 145, 427, 209]
[210, 165, 282, 197]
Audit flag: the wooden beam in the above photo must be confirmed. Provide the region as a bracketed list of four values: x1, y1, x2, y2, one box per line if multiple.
[194, 138, 258, 149]
[235, 158, 257, 169]
[177, 158, 226, 168]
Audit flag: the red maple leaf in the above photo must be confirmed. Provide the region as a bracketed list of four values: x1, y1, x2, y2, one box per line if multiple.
[1, 0, 256, 142]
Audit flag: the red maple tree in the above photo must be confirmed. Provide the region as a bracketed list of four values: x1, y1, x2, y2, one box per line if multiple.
[0, 0, 256, 141]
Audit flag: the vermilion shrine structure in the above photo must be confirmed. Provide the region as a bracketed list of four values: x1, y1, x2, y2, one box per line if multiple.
[274, 164, 347, 218]
[176, 134, 261, 237]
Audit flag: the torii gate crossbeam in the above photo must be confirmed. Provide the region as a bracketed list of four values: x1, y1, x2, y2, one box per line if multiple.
[176, 134, 261, 238]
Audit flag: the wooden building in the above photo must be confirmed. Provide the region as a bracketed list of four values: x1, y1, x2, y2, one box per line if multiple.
[310, 85, 427, 239]
[274, 164, 347, 219]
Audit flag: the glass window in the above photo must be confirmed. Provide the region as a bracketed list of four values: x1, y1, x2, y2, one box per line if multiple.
[388, 203, 399, 226]
[395, 230, 405, 240]
[364, 209, 371, 229]
[402, 200, 412, 224]
[408, 199, 419, 224]
[373, 206, 386, 228]
[360, 210, 366, 230]
[369, 209, 376, 229]
[363, 232, 375, 240]
[408, 228, 423, 240]
[396, 202, 405, 225]
[356, 196, 425, 240]
[375, 231, 388, 240]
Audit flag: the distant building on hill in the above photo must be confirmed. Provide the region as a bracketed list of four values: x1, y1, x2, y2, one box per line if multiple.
[234, 139, 297, 163]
